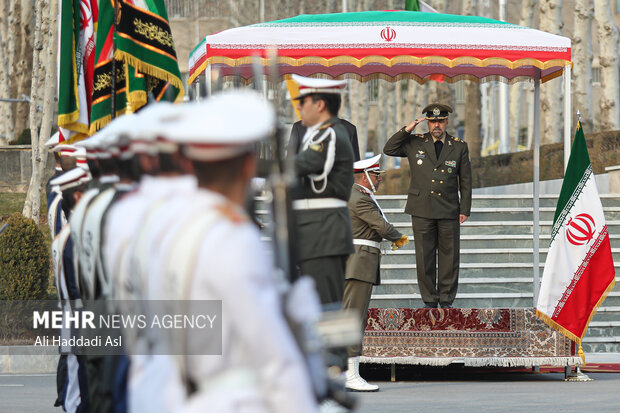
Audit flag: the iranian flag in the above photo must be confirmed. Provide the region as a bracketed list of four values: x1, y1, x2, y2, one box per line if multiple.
[57, 0, 98, 143]
[536, 121, 615, 352]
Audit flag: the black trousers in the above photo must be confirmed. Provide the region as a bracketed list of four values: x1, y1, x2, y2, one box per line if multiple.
[411, 216, 460, 305]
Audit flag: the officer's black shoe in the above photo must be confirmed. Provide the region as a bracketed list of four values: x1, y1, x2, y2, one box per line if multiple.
[423, 302, 438, 308]
[439, 303, 453, 309]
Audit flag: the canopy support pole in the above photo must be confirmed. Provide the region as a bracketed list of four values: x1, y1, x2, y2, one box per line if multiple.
[533, 69, 541, 306]
[564, 64, 572, 170]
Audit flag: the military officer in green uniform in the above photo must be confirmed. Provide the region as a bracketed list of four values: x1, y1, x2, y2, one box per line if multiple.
[383, 103, 472, 309]
[290, 74, 355, 306]
[344, 154, 408, 392]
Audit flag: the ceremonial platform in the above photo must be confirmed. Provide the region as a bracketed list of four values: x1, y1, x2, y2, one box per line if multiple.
[361, 308, 582, 368]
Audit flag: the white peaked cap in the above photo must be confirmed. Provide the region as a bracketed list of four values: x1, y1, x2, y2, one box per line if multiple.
[49, 167, 90, 191]
[45, 132, 60, 148]
[353, 154, 383, 173]
[291, 74, 347, 99]
[159, 89, 275, 161]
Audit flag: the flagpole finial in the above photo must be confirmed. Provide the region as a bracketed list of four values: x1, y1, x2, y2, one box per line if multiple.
[577, 110, 581, 122]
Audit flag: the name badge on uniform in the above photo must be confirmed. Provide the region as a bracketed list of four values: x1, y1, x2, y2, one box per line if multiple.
[445, 160, 456, 167]
[416, 153, 426, 159]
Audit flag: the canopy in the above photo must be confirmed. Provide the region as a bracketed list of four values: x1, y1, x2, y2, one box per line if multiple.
[188, 10, 571, 85]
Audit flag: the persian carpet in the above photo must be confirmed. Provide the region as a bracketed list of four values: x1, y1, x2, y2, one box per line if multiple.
[360, 308, 583, 367]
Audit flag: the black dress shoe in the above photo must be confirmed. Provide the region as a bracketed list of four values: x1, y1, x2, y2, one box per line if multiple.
[439, 303, 453, 309]
[423, 302, 438, 308]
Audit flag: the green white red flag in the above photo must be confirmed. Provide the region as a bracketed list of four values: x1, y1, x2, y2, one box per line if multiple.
[90, 0, 183, 133]
[57, 0, 98, 143]
[536, 121, 615, 356]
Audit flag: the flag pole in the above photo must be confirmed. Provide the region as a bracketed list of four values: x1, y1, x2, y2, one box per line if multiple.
[533, 69, 541, 306]
[110, 0, 120, 120]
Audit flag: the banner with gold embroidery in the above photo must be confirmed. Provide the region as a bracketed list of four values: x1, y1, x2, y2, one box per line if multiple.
[90, 0, 183, 133]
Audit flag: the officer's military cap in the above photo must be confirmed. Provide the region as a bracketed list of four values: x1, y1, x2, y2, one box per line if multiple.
[422, 103, 453, 120]
[354, 154, 384, 174]
[52, 143, 77, 157]
[160, 89, 275, 162]
[45, 132, 60, 148]
[49, 167, 91, 191]
[66, 147, 90, 172]
[291, 74, 347, 100]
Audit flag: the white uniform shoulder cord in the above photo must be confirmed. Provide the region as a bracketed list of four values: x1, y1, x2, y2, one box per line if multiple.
[302, 127, 336, 194]
[354, 182, 388, 222]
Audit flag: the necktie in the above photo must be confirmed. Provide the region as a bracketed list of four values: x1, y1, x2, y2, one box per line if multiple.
[434, 139, 443, 158]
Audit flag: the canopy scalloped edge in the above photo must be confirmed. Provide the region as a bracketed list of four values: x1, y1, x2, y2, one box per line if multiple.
[203, 71, 564, 87]
[188, 55, 572, 85]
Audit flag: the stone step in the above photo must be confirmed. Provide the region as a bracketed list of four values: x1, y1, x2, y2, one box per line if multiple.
[379, 262, 620, 279]
[381, 207, 620, 223]
[369, 291, 620, 309]
[388, 221, 620, 236]
[383, 248, 620, 264]
[373, 194, 620, 209]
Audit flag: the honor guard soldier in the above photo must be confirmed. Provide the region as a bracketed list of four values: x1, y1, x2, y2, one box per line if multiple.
[383, 103, 472, 309]
[49, 167, 91, 413]
[131, 90, 317, 413]
[290, 74, 355, 306]
[344, 154, 407, 392]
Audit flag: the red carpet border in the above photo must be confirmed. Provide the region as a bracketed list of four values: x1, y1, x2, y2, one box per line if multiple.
[361, 308, 583, 368]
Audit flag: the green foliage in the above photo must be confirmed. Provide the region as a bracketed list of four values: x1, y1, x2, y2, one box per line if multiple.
[12, 128, 31, 145]
[0, 213, 50, 300]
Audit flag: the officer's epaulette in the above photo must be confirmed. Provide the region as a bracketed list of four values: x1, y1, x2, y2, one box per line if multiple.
[452, 136, 462, 142]
[318, 123, 333, 131]
[414, 134, 424, 138]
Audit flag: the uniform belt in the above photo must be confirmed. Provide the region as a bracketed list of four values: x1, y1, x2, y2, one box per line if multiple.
[292, 198, 346, 210]
[353, 239, 381, 249]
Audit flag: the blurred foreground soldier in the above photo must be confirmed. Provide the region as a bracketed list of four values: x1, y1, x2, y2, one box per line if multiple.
[290, 74, 355, 306]
[50, 167, 91, 412]
[383, 103, 472, 309]
[344, 154, 407, 392]
[149, 90, 318, 413]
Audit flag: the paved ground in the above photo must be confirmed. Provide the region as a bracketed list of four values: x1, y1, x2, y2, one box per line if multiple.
[2, 369, 619, 413]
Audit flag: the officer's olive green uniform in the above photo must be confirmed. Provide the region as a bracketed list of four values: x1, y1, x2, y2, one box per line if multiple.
[293, 116, 355, 305]
[383, 129, 472, 306]
[345, 186, 402, 356]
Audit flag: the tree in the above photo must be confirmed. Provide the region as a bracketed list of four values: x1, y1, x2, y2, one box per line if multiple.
[593, 0, 620, 131]
[463, 0, 482, 159]
[22, 0, 57, 222]
[572, 0, 595, 133]
[509, 0, 536, 151]
[539, 0, 564, 145]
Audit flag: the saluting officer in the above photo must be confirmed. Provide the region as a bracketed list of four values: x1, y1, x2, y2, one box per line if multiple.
[290, 74, 355, 306]
[344, 154, 408, 392]
[383, 103, 472, 309]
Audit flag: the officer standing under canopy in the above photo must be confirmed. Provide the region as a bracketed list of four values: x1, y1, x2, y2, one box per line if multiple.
[290, 74, 355, 306]
[383, 103, 472, 309]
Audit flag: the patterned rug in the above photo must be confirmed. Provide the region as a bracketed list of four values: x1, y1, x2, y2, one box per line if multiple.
[361, 308, 583, 367]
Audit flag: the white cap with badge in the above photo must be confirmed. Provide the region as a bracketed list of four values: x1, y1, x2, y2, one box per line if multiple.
[49, 167, 91, 191]
[291, 74, 347, 99]
[353, 153, 383, 193]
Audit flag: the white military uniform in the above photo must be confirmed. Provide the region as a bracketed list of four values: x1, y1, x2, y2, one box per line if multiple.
[158, 189, 318, 413]
[140, 90, 319, 413]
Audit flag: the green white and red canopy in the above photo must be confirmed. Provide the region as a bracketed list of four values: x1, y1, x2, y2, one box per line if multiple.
[188, 10, 571, 85]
